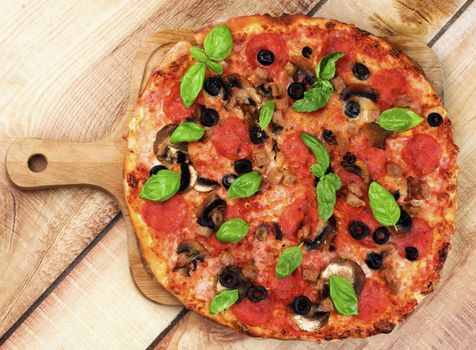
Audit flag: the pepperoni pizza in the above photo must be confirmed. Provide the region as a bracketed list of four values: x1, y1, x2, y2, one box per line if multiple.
[124, 15, 458, 340]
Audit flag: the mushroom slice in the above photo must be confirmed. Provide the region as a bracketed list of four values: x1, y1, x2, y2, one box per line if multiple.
[304, 219, 337, 250]
[173, 239, 208, 276]
[292, 310, 330, 332]
[215, 267, 250, 299]
[153, 124, 188, 163]
[361, 123, 391, 150]
[321, 258, 365, 295]
[340, 85, 379, 101]
[197, 195, 226, 228]
[194, 177, 220, 192]
[178, 163, 197, 193]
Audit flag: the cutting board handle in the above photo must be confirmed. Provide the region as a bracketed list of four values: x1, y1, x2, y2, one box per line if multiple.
[5, 137, 126, 209]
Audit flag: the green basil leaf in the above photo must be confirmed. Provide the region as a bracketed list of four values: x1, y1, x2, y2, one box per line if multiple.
[204, 24, 233, 61]
[275, 245, 303, 279]
[180, 63, 206, 108]
[209, 289, 239, 315]
[216, 218, 249, 243]
[139, 170, 180, 202]
[228, 171, 262, 199]
[170, 122, 205, 144]
[189, 47, 208, 63]
[258, 101, 276, 130]
[301, 132, 330, 178]
[316, 173, 340, 221]
[368, 181, 401, 228]
[377, 107, 424, 132]
[315, 51, 345, 80]
[329, 275, 358, 316]
[292, 80, 334, 113]
[205, 60, 223, 75]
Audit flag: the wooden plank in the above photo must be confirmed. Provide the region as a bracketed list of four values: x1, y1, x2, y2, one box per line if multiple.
[1, 219, 183, 350]
[0, 0, 317, 338]
[317, 0, 467, 42]
[156, 3, 476, 349]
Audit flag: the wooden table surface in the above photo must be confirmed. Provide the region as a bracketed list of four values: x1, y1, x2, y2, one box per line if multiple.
[1, 1, 475, 349]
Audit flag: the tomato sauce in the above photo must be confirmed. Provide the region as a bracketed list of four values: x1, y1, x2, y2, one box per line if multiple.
[141, 196, 188, 237]
[402, 134, 442, 177]
[211, 117, 254, 160]
[357, 279, 389, 322]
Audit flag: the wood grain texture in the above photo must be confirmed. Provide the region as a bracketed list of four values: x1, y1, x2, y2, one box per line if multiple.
[1, 219, 183, 350]
[155, 3, 476, 349]
[0, 0, 317, 338]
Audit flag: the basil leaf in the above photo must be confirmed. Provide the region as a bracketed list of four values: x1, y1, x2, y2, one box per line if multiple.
[189, 47, 208, 63]
[180, 63, 206, 108]
[377, 107, 424, 132]
[316, 51, 345, 80]
[209, 289, 239, 315]
[139, 170, 180, 202]
[205, 60, 223, 75]
[228, 171, 262, 199]
[258, 101, 275, 130]
[301, 132, 330, 178]
[329, 275, 358, 316]
[204, 24, 233, 61]
[170, 122, 205, 144]
[216, 218, 249, 243]
[316, 173, 340, 221]
[276, 245, 303, 279]
[368, 181, 401, 228]
[292, 80, 334, 112]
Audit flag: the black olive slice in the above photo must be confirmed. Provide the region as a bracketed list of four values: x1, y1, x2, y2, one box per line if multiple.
[392, 190, 401, 201]
[322, 129, 336, 144]
[292, 296, 312, 316]
[287, 82, 305, 100]
[257, 49, 274, 66]
[204, 77, 222, 96]
[200, 108, 219, 127]
[221, 174, 237, 189]
[405, 246, 419, 261]
[247, 285, 268, 303]
[365, 252, 383, 270]
[149, 164, 167, 176]
[340, 152, 362, 176]
[272, 222, 283, 240]
[373, 227, 390, 244]
[228, 75, 241, 89]
[396, 208, 413, 232]
[302, 46, 313, 58]
[344, 100, 361, 118]
[234, 159, 253, 174]
[349, 220, 370, 240]
[427, 112, 443, 127]
[178, 162, 190, 192]
[249, 126, 267, 144]
[352, 63, 370, 80]
[219, 267, 243, 289]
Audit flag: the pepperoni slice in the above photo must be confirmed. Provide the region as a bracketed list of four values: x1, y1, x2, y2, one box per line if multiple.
[268, 272, 306, 303]
[321, 33, 356, 76]
[245, 33, 288, 70]
[231, 298, 274, 327]
[355, 141, 387, 179]
[279, 199, 309, 239]
[394, 218, 433, 260]
[357, 279, 389, 322]
[369, 68, 409, 109]
[163, 82, 194, 123]
[402, 134, 442, 177]
[280, 132, 314, 180]
[210, 117, 253, 160]
[141, 195, 188, 235]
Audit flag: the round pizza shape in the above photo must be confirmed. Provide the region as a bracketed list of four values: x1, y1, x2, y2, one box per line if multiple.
[124, 15, 458, 341]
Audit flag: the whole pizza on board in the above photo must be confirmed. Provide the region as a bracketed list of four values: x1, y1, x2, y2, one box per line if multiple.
[124, 15, 458, 340]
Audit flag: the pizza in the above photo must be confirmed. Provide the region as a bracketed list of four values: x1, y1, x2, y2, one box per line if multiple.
[124, 14, 458, 341]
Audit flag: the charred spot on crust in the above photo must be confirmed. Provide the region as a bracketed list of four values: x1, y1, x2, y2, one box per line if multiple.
[127, 173, 139, 188]
[374, 320, 396, 334]
[325, 21, 336, 30]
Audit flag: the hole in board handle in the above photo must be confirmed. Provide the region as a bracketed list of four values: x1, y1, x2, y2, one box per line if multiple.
[28, 154, 47, 173]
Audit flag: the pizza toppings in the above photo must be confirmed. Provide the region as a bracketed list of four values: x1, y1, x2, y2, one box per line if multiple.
[303, 220, 336, 250]
[234, 159, 253, 174]
[396, 207, 413, 232]
[210, 289, 239, 315]
[247, 285, 268, 303]
[164, 83, 195, 122]
[292, 295, 312, 315]
[194, 177, 220, 192]
[427, 112, 443, 127]
[216, 218, 249, 243]
[221, 173, 237, 189]
[218, 267, 243, 289]
[373, 227, 390, 244]
[340, 85, 378, 101]
[246, 33, 288, 70]
[402, 134, 442, 176]
[352, 63, 370, 81]
[287, 82, 306, 100]
[344, 100, 360, 118]
[174, 239, 208, 276]
[302, 46, 313, 58]
[349, 220, 370, 240]
[329, 275, 358, 316]
[292, 308, 330, 332]
[257, 49, 275, 66]
[357, 279, 389, 322]
[211, 117, 253, 160]
[321, 258, 365, 295]
[149, 164, 167, 176]
[249, 125, 268, 144]
[227, 171, 262, 199]
[405, 246, 419, 261]
[275, 245, 303, 279]
[365, 252, 383, 270]
[197, 195, 226, 230]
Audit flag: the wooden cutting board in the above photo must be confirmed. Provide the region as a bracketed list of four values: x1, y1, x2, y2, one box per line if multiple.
[4, 30, 444, 307]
